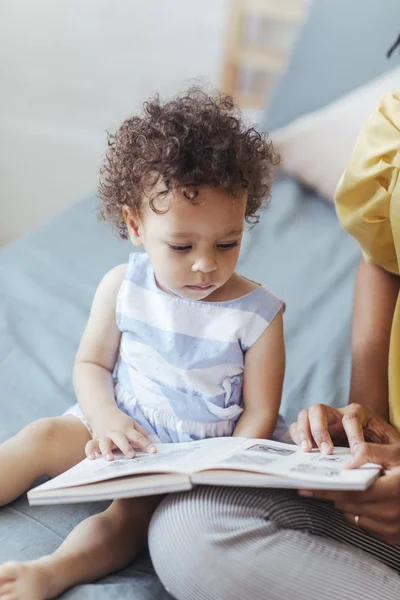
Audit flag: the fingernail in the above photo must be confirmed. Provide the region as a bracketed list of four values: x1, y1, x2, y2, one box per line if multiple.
[320, 442, 331, 454]
[298, 490, 313, 497]
[149, 445, 157, 453]
[301, 440, 309, 451]
[352, 443, 359, 453]
[106, 453, 113, 461]
[88, 453, 95, 460]
[341, 460, 353, 469]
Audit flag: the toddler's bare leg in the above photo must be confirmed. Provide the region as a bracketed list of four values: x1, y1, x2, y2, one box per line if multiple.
[0, 496, 161, 600]
[0, 415, 91, 506]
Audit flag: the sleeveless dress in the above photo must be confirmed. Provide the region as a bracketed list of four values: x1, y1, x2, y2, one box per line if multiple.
[66, 252, 287, 442]
[335, 90, 400, 431]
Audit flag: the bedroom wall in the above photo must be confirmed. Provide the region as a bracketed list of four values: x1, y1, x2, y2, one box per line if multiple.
[0, 0, 229, 247]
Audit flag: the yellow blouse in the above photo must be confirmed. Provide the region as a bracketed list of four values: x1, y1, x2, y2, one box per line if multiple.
[335, 90, 400, 430]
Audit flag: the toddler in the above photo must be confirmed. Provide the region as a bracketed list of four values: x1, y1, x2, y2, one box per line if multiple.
[0, 88, 285, 599]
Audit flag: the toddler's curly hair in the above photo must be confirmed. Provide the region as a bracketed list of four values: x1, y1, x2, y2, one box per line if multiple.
[99, 87, 279, 238]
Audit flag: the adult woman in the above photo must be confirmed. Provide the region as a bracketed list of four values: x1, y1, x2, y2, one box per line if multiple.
[148, 92, 400, 600]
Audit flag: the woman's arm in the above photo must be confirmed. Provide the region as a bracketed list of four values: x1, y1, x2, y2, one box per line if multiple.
[350, 258, 400, 419]
[233, 311, 285, 439]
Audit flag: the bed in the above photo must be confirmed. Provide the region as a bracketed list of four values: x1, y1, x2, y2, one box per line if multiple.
[1, 0, 399, 597]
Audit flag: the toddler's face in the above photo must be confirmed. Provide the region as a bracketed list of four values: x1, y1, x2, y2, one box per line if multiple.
[125, 185, 246, 301]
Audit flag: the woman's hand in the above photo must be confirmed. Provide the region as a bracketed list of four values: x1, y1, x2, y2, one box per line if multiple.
[289, 403, 400, 454]
[86, 406, 157, 460]
[299, 443, 400, 545]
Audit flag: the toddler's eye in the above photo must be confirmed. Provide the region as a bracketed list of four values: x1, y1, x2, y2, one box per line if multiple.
[217, 241, 239, 250]
[168, 244, 192, 252]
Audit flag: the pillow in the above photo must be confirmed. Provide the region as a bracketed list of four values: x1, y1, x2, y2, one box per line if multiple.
[272, 67, 400, 201]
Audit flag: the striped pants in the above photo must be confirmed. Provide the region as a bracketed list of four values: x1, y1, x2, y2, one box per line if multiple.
[148, 487, 400, 600]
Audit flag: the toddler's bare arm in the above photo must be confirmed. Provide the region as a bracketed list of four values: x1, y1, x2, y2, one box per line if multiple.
[233, 310, 285, 439]
[73, 263, 154, 457]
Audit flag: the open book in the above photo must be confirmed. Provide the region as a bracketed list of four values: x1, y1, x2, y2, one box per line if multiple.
[28, 437, 381, 505]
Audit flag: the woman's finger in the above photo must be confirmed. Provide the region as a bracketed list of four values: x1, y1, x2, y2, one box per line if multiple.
[299, 469, 400, 504]
[289, 414, 312, 450]
[343, 442, 400, 469]
[109, 432, 136, 459]
[341, 405, 365, 452]
[342, 512, 400, 544]
[126, 427, 157, 454]
[336, 500, 400, 524]
[98, 436, 115, 461]
[356, 408, 400, 445]
[298, 488, 357, 503]
[295, 409, 313, 451]
[308, 404, 335, 454]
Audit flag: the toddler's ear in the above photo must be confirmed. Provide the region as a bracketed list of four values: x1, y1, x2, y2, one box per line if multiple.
[122, 205, 143, 247]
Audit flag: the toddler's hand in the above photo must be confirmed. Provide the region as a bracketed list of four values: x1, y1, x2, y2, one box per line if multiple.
[86, 406, 157, 460]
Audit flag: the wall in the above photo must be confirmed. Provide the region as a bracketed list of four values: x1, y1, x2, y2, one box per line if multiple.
[0, 0, 229, 246]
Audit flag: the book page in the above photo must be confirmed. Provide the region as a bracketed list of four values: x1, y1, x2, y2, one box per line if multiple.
[264, 448, 380, 486]
[204, 439, 380, 487]
[206, 439, 298, 473]
[34, 437, 243, 491]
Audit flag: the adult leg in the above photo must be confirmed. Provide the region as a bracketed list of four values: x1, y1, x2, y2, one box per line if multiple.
[0, 415, 91, 506]
[149, 487, 400, 600]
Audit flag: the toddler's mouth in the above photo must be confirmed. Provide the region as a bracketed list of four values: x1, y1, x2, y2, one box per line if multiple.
[185, 284, 214, 291]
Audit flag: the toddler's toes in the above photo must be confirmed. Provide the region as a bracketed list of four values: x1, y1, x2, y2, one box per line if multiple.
[0, 560, 50, 600]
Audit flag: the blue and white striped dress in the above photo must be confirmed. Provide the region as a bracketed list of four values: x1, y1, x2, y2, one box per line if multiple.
[66, 252, 287, 443]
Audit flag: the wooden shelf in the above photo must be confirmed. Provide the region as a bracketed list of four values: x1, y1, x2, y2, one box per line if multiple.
[244, 0, 308, 22]
[234, 92, 268, 109]
[222, 0, 308, 109]
[234, 46, 286, 74]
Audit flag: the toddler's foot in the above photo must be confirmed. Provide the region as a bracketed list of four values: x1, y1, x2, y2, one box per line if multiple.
[0, 560, 54, 600]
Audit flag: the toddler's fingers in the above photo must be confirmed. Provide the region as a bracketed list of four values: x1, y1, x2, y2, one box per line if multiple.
[126, 427, 157, 454]
[109, 432, 135, 459]
[85, 439, 100, 459]
[98, 437, 114, 461]
[134, 421, 150, 438]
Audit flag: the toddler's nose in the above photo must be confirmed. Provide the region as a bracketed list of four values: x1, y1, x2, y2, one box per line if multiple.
[192, 256, 217, 273]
